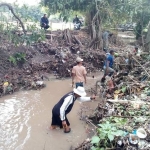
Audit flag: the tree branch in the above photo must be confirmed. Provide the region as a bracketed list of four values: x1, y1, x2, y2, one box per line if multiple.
[132, 56, 150, 78]
[0, 3, 26, 34]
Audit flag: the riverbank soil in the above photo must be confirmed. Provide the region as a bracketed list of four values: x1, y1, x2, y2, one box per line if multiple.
[0, 29, 124, 98]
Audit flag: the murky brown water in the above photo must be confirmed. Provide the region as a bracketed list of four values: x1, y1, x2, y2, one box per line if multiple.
[0, 78, 99, 150]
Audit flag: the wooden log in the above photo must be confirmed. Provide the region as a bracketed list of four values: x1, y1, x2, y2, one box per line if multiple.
[73, 35, 83, 47]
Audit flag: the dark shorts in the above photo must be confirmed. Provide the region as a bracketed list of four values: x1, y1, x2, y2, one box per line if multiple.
[76, 82, 83, 88]
[41, 24, 49, 29]
[51, 109, 70, 128]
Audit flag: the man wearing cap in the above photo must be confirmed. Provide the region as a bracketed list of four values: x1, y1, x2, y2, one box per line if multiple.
[50, 86, 96, 133]
[72, 57, 87, 88]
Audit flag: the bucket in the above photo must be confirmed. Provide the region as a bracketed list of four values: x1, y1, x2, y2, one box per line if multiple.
[137, 128, 147, 139]
[129, 134, 139, 145]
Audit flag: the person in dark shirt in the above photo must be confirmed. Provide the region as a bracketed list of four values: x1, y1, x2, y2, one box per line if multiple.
[40, 14, 49, 30]
[50, 86, 96, 133]
[134, 46, 138, 55]
[101, 50, 116, 82]
[104, 50, 115, 74]
[73, 15, 80, 23]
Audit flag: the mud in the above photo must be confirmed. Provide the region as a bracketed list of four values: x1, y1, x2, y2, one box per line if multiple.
[0, 75, 99, 150]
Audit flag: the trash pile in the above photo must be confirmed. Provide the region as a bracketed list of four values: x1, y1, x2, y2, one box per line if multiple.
[73, 47, 150, 150]
[32, 29, 106, 77]
[74, 100, 150, 150]
[0, 70, 46, 97]
[96, 51, 150, 100]
[30, 45, 105, 78]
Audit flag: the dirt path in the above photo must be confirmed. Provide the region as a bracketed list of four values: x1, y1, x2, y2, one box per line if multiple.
[0, 74, 100, 150]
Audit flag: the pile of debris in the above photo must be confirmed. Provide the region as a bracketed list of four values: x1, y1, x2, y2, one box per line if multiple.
[0, 28, 123, 97]
[74, 99, 150, 150]
[73, 46, 150, 150]
[97, 51, 150, 100]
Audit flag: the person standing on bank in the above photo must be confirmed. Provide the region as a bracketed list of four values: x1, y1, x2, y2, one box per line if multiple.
[72, 57, 87, 88]
[102, 31, 109, 51]
[50, 86, 96, 133]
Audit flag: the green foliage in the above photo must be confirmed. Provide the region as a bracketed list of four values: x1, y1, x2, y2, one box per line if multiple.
[132, 0, 150, 39]
[14, 52, 26, 62]
[43, 0, 150, 39]
[14, 4, 43, 22]
[42, 0, 94, 22]
[0, 21, 46, 47]
[91, 121, 125, 149]
[43, 0, 132, 25]
[8, 52, 26, 66]
[8, 55, 17, 65]
[91, 136, 100, 144]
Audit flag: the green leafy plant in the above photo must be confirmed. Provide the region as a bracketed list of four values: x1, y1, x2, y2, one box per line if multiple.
[8, 55, 17, 65]
[14, 52, 26, 62]
[8, 52, 26, 66]
[91, 122, 125, 149]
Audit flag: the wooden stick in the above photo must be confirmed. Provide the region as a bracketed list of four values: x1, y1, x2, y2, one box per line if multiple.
[104, 115, 134, 118]
[132, 56, 150, 78]
[86, 119, 98, 129]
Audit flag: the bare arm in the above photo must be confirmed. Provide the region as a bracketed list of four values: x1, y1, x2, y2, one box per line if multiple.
[72, 73, 75, 86]
[72, 67, 75, 87]
[83, 68, 87, 84]
[83, 74, 87, 84]
[78, 97, 90, 102]
[77, 96, 96, 102]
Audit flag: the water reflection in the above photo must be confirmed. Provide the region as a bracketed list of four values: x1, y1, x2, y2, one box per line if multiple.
[0, 91, 40, 150]
[0, 80, 88, 150]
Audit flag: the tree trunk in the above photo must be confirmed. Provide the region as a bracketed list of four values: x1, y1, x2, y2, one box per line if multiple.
[88, 11, 103, 50]
[145, 22, 150, 52]
[63, 29, 72, 44]
[0, 3, 26, 34]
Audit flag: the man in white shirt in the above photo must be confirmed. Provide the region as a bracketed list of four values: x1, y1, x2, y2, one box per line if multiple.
[50, 86, 96, 133]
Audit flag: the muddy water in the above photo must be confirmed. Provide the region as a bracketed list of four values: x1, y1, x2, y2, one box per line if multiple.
[0, 78, 98, 150]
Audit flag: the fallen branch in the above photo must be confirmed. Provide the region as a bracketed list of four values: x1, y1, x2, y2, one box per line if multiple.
[104, 115, 134, 118]
[132, 56, 150, 78]
[86, 118, 98, 129]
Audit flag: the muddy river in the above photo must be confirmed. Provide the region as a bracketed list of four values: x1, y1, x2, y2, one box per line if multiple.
[0, 31, 134, 150]
[0, 77, 98, 150]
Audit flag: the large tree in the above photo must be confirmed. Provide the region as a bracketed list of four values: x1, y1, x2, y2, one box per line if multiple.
[42, 0, 150, 49]
[131, 0, 150, 40]
[42, 0, 130, 49]
[145, 22, 150, 51]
